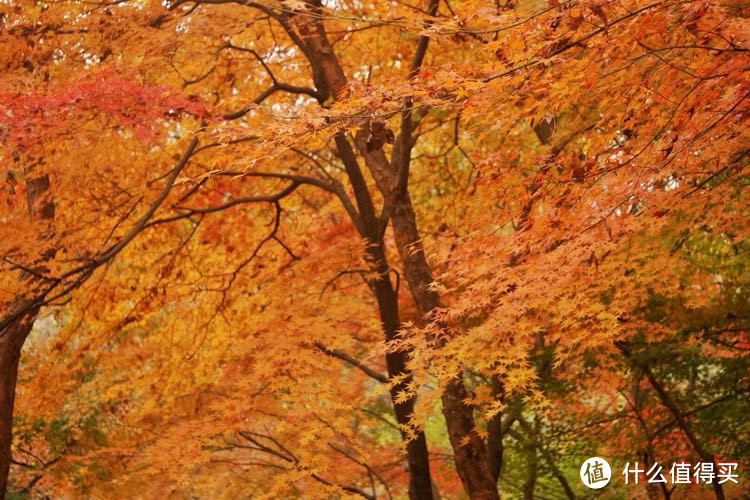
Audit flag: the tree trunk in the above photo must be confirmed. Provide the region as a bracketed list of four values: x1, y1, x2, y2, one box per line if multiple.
[1, 169, 55, 498]
[522, 446, 537, 500]
[388, 197, 500, 500]
[367, 242, 434, 499]
[332, 128, 435, 497]
[282, 7, 437, 496]
[441, 378, 501, 499]
[0, 310, 37, 498]
[486, 377, 504, 483]
[284, 3, 498, 496]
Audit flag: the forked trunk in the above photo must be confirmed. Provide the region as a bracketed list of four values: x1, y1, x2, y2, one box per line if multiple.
[288, 3, 499, 496]
[390, 199, 500, 500]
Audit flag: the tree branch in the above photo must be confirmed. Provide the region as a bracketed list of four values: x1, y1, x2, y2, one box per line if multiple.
[314, 341, 388, 383]
[0, 135, 200, 333]
[618, 343, 726, 500]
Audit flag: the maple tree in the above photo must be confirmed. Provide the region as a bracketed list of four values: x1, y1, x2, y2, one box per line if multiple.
[1, 0, 748, 498]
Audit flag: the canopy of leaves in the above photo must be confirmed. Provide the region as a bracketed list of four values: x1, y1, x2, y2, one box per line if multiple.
[1, 0, 748, 498]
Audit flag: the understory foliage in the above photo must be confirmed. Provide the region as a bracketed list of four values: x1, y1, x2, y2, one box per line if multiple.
[1, 0, 748, 498]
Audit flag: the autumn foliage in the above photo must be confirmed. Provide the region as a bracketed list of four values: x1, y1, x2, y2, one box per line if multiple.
[1, 0, 748, 498]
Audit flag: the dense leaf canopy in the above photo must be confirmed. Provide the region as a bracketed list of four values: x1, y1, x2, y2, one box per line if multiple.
[1, 0, 748, 498]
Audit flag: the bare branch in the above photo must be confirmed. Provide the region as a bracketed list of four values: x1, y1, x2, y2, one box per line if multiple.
[329, 443, 393, 500]
[314, 341, 388, 383]
[234, 431, 375, 499]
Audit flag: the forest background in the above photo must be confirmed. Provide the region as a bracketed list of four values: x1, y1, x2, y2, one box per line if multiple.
[0, 0, 748, 498]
